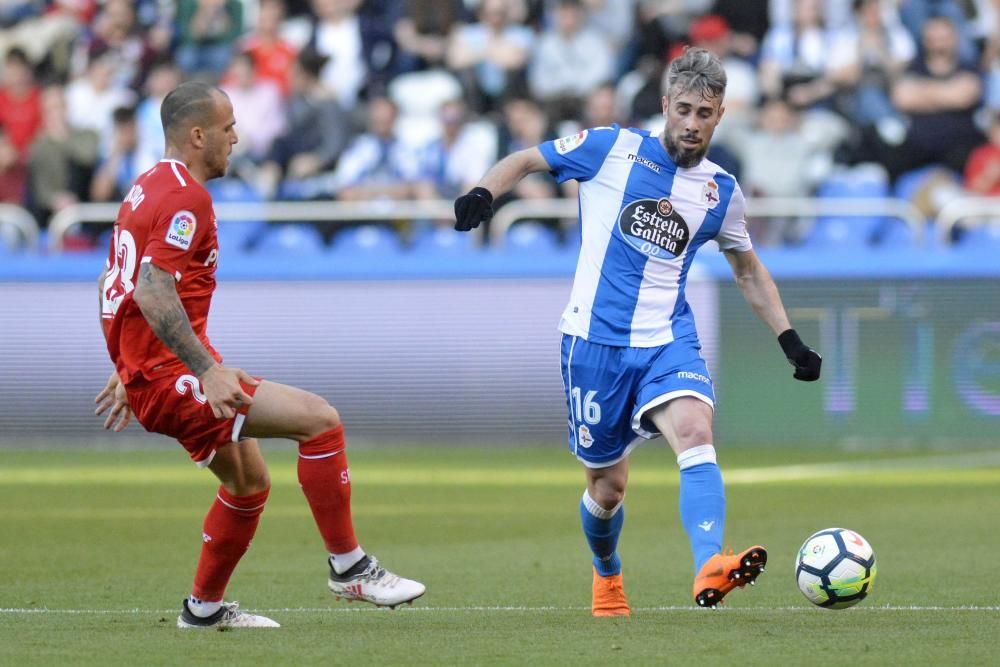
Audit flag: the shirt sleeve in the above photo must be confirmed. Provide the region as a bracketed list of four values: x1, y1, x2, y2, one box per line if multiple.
[140, 187, 211, 281]
[715, 181, 753, 252]
[537, 124, 621, 183]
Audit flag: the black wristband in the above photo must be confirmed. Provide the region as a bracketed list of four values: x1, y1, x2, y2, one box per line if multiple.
[778, 328, 804, 356]
[469, 186, 493, 204]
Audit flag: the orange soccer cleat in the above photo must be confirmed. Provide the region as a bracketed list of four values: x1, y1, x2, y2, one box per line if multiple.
[591, 566, 631, 617]
[693, 545, 767, 608]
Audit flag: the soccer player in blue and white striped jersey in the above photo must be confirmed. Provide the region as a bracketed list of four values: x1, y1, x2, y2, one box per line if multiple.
[454, 48, 822, 612]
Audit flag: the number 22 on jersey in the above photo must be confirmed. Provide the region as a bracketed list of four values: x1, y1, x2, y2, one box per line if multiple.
[102, 227, 138, 318]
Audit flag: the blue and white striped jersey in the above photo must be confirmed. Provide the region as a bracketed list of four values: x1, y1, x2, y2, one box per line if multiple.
[539, 125, 752, 347]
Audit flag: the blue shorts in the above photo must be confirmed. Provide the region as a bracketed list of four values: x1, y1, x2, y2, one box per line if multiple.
[560, 333, 715, 468]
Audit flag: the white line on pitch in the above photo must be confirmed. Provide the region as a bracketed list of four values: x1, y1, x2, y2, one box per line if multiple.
[1, 605, 998, 615]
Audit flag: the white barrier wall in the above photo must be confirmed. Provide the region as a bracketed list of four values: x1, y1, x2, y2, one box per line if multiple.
[0, 278, 720, 445]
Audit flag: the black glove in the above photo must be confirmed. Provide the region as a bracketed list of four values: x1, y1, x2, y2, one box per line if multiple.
[778, 329, 822, 382]
[454, 187, 494, 232]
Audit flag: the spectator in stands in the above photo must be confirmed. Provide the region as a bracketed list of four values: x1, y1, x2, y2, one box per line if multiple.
[241, 0, 298, 97]
[632, 0, 713, 64]
[175, 0, 244, 78]
[309, 0, 400, 110]
[528, 0, 614, 124]
[221, 53, 286, 162]
[686, 15, 758, 145]
[964, 111, 1000, 196]
[0, 126, 27, 205]
[27, 85, 99, 225]
[80, 0, 163, 91]
[134, 59, 183, 174]
[827, 0, 915, 138]
[65, 49, 137, 152]
[710, 0, 770, 59]
[984, 6, 1000, 110]
[0, 48, 42, 161]
[884, 15, 984, 179]
[583, 83, 623, 128]
[416, 98, 494, 200]
[446, 0, 535, 112]
[735, 97, 825, 245]
[89, 106, 142, 203]
[898, 0, 978, 66]
[581, 0, 635, 64]
[759, 0, 837, 109]
[329, 95, 425, 202]
[393, 0, 465, 73]
[256, 49, 353, 199]
[495, 97, 566, 205]
[0, 0, 91, 78]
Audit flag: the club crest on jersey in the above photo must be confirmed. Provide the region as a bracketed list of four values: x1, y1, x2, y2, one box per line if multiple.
[578, 424, 594, 448]
[618, 197, 690, 259]
[166, 210, 196, 250]
[702, 180, 720, 208]
[554, 130, 588, 155]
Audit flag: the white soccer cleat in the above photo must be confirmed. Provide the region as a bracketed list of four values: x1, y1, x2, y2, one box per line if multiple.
[176, 600, 280, 629]
[328, 555, 426, 609]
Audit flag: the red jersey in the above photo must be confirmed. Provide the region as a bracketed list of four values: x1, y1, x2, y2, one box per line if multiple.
[0, 87, 43, 154]
[101, 159, 222, 384]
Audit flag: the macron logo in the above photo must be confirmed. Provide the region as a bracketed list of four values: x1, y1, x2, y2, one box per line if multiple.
[698, 521, 714, 532]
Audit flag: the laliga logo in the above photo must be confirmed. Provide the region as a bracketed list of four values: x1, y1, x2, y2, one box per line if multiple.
[166, 210, 197, 250]
[174, 213, 194, 236]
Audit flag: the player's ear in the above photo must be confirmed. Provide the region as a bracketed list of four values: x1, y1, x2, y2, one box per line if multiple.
[661, 95, 669, 115]
[717, 104, 726, 123]
[190, 126, 205, 149]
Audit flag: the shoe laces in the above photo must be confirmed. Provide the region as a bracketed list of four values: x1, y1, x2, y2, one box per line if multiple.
[219, 601, 242, 621]
[359, 556, 400, 587]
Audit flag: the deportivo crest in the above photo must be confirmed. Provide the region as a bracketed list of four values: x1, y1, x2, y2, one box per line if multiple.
[166, 210, 196, 250]
[578, 424, 594, 448]
[702, 180, 720, 208]
[554, 130, 588, 155]
[618, 197, 690, 259]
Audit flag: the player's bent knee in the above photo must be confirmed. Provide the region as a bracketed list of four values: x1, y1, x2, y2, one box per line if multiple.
[592, 487, 625, 509]
[303, 399, 341, 439]
[672, 422, 714, 448]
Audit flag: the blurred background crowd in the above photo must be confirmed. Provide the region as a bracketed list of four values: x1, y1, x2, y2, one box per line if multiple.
[0, 0, 998, 252]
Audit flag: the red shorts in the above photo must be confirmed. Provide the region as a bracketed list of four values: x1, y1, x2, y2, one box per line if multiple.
[127, 370, 260, 467]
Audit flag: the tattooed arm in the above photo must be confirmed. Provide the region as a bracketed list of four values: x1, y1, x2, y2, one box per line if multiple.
[134, 262, 215, 375]
[133, 262, 257, 418]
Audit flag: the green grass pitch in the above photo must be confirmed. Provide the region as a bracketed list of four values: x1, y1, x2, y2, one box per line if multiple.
[1, 444, 999, 665]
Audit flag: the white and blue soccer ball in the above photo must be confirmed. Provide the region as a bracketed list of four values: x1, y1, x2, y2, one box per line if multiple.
[795, 528, 877, 609]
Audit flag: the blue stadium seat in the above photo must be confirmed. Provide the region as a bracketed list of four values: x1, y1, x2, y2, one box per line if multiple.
[206, 177, 267, 252]
[503, 221, 562, 254]
[408, 226, 476, 254]
[251, 223, 326, 255]
[808, 169, 892, 246]
[892, 165, 957, 202]
[328, 224, 404, 255]
[955, 221, 1000, 248]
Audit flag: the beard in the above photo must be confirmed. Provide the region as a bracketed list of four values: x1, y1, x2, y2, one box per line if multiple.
[662, 132, 707, 168]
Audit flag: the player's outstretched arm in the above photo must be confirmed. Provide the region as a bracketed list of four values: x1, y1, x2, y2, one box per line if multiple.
[454, 147, 551, 231]
[133, 263, 258, 418]
[724, 248, 822, 382]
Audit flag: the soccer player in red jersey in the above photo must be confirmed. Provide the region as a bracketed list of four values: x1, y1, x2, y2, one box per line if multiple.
[94, 81, 425, 629]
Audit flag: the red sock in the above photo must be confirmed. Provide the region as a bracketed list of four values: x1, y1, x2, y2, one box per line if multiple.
[191, 486, 269, 602]
[298, 425, 359, 554]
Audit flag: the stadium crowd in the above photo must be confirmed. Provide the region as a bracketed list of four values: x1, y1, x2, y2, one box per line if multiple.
[0, 0, 998, 251]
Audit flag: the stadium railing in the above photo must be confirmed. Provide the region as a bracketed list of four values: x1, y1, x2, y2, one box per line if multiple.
[44, 196, 933, 252]
[936, 196, 1000, 244]
[488, 197, 928, 247]
[0, 203, 40, 251]
[46, 200, 460, 253]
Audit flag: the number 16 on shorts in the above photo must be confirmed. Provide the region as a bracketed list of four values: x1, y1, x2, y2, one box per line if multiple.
[570, 387, 601, 448]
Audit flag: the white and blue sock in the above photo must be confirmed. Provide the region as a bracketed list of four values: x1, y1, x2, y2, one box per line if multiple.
[677, 444, 726, 573]
[580, 490, 624, 577]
